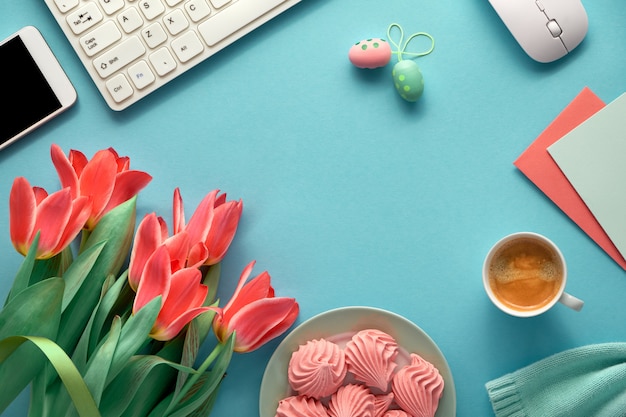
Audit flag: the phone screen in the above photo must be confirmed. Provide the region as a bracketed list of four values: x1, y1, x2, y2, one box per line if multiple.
[0, 35, 63, 146]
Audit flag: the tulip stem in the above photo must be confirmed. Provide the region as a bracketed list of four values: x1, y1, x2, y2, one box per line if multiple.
[164, 335, 233, 415]
[78, 230, 92, 254]
[165, 343, 221, 413]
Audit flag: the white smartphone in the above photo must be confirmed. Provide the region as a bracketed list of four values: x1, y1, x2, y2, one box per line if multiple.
[0, 26, 77, 151]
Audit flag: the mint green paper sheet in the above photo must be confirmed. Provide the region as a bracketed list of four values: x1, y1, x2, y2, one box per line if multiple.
[548, 93, 626, 261]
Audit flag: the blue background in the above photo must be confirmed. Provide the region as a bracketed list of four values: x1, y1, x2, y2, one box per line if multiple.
[1, 0, 625, 416]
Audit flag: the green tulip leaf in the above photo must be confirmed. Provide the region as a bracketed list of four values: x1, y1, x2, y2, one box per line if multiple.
[30, 362, 50, 417]
[100, 355, 197, 417]
[30, 255, 64, 283]
[164, 333, 235, 417]
[4, 233, 39, 305]
[193, 304, 218, 350]
[89, 272, 133, 356]
[4, 234, 66, 304]
[61, 241, 106, 311]
[186, 380, 222, 417]
[202, 263, 220, 305]
[177, 320, 200, 392]
[57, 297, 161, 417]
[71, 274, 119, 373]
[82, 197, 137, 276]
[153, 308, 217, 416]
[56, 244, 75, 276]
[57, 198, 137, 357]
[83, 316, 122, 406]
[111, 335, 187, 417]
[0, 278, 64, 413]
[106, 296, 161, 385]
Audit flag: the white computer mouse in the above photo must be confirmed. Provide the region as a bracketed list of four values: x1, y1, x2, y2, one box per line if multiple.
[488, 0, 588, 63]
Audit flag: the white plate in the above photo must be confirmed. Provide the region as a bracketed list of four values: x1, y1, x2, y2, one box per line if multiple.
[259, 306, 456, 417]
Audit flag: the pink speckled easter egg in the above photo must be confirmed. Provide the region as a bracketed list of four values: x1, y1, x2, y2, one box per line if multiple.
[348, 38, 392, 69]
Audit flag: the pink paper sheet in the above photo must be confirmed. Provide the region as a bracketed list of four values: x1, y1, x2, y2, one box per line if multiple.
[514, 87, 626, 270]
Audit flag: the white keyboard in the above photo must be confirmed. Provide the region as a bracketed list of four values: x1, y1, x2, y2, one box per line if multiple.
[44, 0, 300, 110]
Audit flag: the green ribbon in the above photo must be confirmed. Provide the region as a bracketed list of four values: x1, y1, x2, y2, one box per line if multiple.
[0, 336, 101, 417]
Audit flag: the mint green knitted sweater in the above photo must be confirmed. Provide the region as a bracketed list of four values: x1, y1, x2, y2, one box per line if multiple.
[486, 343, 626, 417]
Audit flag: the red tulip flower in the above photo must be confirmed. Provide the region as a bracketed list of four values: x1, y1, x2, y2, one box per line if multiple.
[51, 144, 152, 230]
[212, 261, 299, 352]
[128, 188, 242, 290]
[132, 245, 211, 341]
[9, 177, 91, 259]
[203, 192, 243, 265]
[172, 188, 242, 266]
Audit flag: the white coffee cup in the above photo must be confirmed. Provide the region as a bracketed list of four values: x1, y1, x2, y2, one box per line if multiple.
[482, 232, 584, 317]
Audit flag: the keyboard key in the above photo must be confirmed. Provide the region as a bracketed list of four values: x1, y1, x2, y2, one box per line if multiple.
[210, 0, 230, 8]
[184, 0, 211, 23]
[149, 47, 177, 76]
[93, 36, 146, 78]
[163, 9, 189, 36]
[128, 60, 156, 89]
[198, 0, 287, 46]
[98, 0, 125, 15]
[53, 0, 79, 13]
[106, 73, 134, 103]
[117, 7, 144, 33]
[44, 0, 301, 110]
[171, 30, 204, 63]
[142, 22, 168, 48]
[80, 21, 122, 57]
[138, 0, 166, 21]
[66, 2, 103, 35]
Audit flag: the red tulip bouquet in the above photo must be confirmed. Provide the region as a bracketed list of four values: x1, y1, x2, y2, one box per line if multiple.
[0, 145, 299, 417]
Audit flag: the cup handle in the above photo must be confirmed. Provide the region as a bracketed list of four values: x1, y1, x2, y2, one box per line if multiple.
[559, 291, 584, 311]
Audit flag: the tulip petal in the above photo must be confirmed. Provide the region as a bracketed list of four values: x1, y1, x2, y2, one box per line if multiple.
[151, 306, 211, 341]
[103, 170, 152, 215]
[157, 216, 169, 242]
[129, 213, 163, 290]
[205, 200, 242, 265]
[53, 196, 92, 256]
[50, 144, 79, 199]
[106, 147, 120, 159]
[79, 149, 117, 226]
[111, 149, 130, 171]
[32, 187, 48, 205]
[223, 269, 272, 323]
[226, 298, 299, 352]
[215, 192, 227, 206]
[33, 189, 74, 258]
[158, 267, 206, 325]
[9, 177, 36, 255]
[257, 301, 299, 346]
[162, 231, 190, 272]
[173, 188, 185, 235]
[221, 261, 255, 312]
[68, 149, 89, 176]
[184, 190, 218, 245]
[187, 242, 209, 269]
[133, 246, 170, 313]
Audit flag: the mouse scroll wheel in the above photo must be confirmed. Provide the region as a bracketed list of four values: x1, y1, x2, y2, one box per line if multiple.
[547, 19, 563, 37]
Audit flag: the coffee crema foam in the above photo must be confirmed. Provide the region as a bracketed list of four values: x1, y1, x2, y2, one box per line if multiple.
[488, 238, 563, 311]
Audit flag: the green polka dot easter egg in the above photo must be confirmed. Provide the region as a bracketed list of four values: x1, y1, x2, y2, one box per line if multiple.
[392, 60, 424, 102]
